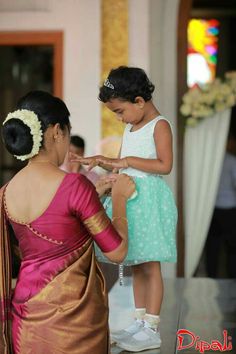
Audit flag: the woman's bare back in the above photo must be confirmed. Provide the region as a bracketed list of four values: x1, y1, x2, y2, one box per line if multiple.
[4, 164, 67, 224]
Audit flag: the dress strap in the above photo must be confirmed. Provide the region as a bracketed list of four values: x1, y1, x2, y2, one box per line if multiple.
[153, 116, 173, 134]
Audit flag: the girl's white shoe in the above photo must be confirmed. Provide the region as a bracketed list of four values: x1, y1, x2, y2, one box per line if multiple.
[116, 326, 161, 352]
[111, 319, 144, 343]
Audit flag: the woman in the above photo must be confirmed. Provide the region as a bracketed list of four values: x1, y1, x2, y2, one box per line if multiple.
[0, 91, 135, 354]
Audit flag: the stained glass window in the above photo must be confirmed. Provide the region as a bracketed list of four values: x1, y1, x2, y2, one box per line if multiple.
[187, 19, 220, 87]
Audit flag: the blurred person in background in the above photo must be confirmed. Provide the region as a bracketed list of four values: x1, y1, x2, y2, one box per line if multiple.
[61, 135, 99, 185]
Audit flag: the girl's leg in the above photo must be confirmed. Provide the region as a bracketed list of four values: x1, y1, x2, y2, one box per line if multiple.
[145, 261, 163, 314]
[131, 263, 147, 309]
[132, 261, 163, 314]
[116, 262, 162, 351]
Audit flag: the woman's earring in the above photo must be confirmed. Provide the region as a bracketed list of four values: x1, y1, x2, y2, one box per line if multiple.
[54, 135, 61, 142]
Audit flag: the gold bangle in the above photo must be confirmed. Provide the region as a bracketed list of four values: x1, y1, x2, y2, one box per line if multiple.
[112, 216, 128, 223]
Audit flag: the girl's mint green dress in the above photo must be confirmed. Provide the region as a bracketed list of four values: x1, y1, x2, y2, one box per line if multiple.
[96, 116, 177, 265]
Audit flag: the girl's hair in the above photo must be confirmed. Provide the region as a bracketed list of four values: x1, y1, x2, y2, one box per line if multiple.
[99, 66, 155, 103]
[2, 90, 70, 157]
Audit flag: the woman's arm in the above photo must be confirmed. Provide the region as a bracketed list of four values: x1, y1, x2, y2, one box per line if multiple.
[74, 174, 135, 263]
[102, 191, 128, 263]
[101, 174, 136, 263]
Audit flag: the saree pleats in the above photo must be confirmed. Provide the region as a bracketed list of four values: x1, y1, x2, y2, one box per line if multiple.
[15, 240, 109, 354]
[0, 186, 13, 354]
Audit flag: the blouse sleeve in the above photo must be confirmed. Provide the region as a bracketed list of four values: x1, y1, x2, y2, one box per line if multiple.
[69, 174, 122, 252]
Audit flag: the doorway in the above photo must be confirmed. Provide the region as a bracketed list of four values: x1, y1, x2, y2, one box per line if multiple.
[0, 31, 63, 185]
[177, 0, 236, 276]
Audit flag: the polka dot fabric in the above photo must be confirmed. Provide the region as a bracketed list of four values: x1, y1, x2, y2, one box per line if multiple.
[96, 175, 177, 265]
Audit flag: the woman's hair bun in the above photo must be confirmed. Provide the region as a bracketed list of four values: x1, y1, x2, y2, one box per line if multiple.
[2, 118, 33, 156]
[1, 90, 70, 161]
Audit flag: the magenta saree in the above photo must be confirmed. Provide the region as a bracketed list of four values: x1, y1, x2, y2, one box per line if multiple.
[0, 173, 122, 354]
[0, 186, 13, 354]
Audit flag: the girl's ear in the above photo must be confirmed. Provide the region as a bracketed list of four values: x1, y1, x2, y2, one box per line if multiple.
[134, 96, 145, 109]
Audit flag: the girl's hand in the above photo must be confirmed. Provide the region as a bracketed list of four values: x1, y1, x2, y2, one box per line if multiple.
[97, 157, 128, 169]
[69, 153, 102, 171]
[69, 153, 128, 171]
[95, 174, 118, 197]
[112, 174, 135, 200]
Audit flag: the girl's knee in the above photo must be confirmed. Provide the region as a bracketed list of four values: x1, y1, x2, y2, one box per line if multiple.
[144, 262, 162, 276]
[132, 261, 161, 276]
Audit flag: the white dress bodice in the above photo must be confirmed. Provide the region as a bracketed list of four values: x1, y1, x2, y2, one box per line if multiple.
[120, 116, 171, 177]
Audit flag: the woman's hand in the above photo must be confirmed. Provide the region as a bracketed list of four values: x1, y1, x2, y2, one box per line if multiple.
[95, 174, 118, 197]
[112, 174, 135, 200]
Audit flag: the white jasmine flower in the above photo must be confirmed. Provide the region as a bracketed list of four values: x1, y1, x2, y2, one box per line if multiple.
[3, 109, 43, 161]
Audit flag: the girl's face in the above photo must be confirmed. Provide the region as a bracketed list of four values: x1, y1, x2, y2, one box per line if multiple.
[105, 98, 144, 125]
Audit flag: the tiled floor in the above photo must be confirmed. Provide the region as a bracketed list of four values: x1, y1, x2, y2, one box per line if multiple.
[108, 277, 236, 354]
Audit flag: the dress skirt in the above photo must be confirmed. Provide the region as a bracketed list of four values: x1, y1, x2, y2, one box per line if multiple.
[96, 176, 177, 265]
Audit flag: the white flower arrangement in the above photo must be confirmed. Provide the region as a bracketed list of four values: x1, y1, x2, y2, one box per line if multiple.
[180, 71, 236, 127]
[3, 109, 43, 161]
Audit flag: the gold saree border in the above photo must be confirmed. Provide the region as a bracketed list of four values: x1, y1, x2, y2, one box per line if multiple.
[0, 185, 13, 354]
[83, 210, 110, 235]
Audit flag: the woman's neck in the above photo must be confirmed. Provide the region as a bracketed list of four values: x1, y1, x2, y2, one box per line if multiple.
[29, 152, 59, 167]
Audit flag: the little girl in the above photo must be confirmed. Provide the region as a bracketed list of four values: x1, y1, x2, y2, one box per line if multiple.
[74, 66, 177, 352]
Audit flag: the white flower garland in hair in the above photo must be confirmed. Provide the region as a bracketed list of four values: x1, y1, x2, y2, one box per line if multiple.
[3, 109, 43, 161]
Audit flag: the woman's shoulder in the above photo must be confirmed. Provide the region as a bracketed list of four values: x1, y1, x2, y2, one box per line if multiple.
[66, 172, 94, 184]
[67, 172, 99, 213]
[5, 170, 83, 199]
[66, 172, 96, 195]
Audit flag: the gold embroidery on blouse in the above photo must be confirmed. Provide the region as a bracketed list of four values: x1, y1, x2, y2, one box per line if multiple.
[83, 210, 110, 235]
[3, 190, 63, 245]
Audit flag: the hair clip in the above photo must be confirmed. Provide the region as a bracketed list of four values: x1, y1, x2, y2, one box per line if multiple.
[104, 78, 114, 90]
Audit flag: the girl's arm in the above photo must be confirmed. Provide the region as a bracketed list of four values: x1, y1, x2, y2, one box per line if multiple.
[98, 120, 173, 175]
[70, 144, 122, 172]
